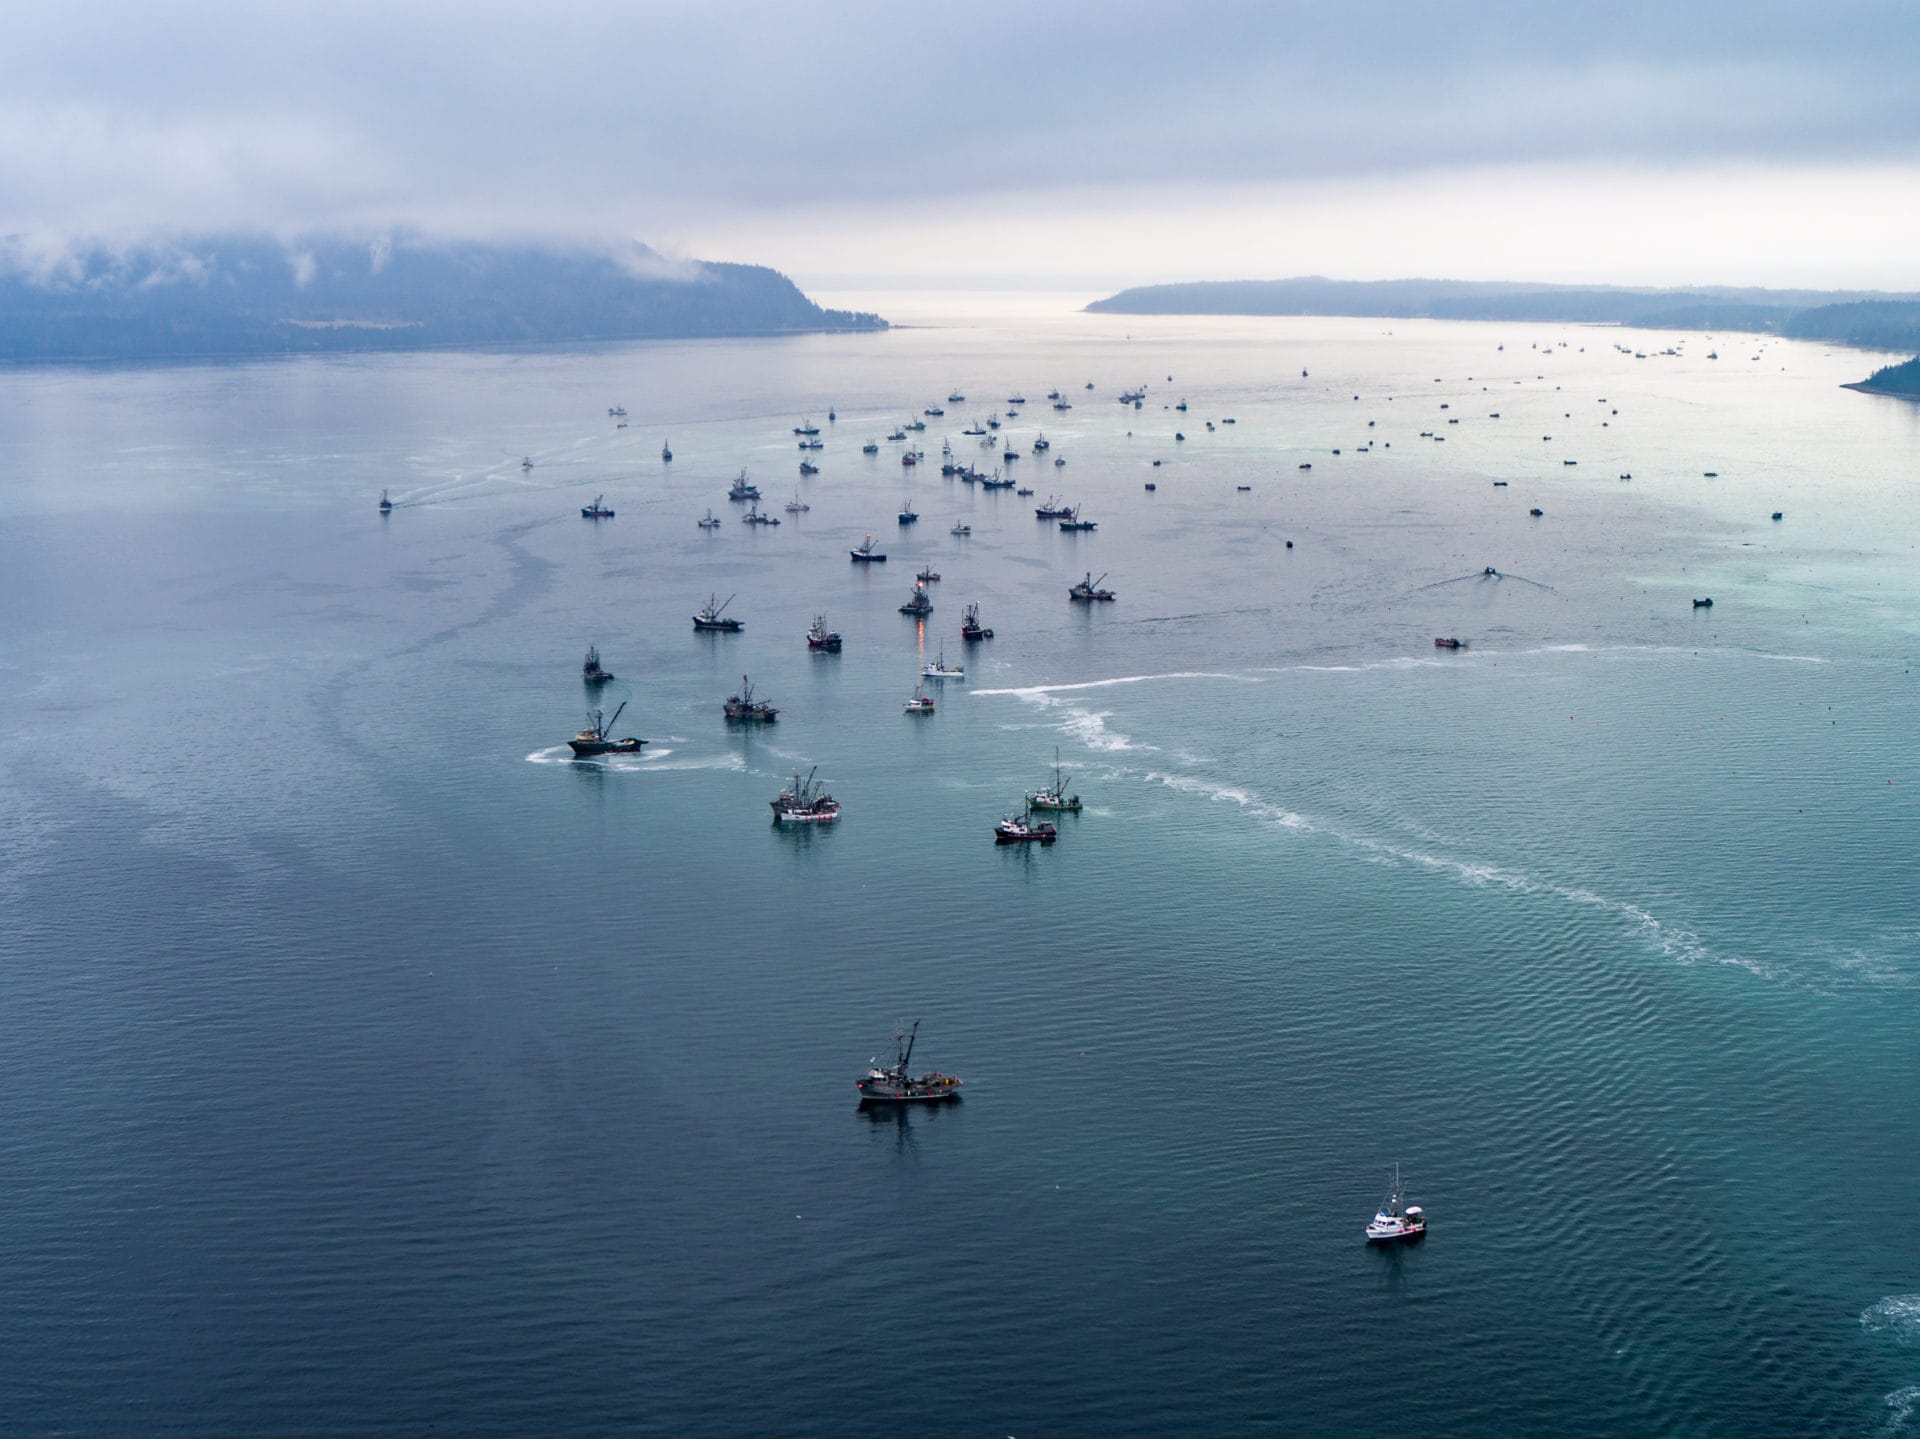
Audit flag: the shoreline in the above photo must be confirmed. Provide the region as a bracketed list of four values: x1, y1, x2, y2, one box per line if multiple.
[1842, 381, 1920, 400]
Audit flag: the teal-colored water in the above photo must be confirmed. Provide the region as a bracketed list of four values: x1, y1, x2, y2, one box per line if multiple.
[2, 309, 1918, 1435]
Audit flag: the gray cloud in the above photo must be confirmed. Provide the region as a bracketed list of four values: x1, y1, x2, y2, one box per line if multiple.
[3, 1, 1917, 256]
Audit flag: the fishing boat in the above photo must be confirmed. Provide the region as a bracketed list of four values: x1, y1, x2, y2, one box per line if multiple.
[582, 645, 614, 684]
[693, 593, 743, 632]
[924, 406, 944, 417]
[568, 702, 646, 756]
[661, 441, 673, 462]
[799, 460, 819, 476]
[916, 565, 941, 583]
[962, 423, 986, 436]
[898, 507, 919, 524]
[1069, 571, 1116, 602]
[1015, 486, 1033, 496]
[906, 419, 926, 432]
[581, 494, 615, 519]
[608, 405, 627, 417]
[1046, 389, 1061, 400]
[786, 493, 811, 513]
[901, 452, 919, 468]
[857, 1022, 961, 1104]
[1058, 507, 1097, 532]
[904, 686, 936, 715]
[771, 766, 841, 825]
[887, 428, 907, 441]
[980, 473, 1015, 490]
[1008, 394, 1026, 405]
[948, 391, 966, 403]
[899, 585, 933, 617]
[1433, 637, 1465, 650]
[807, 616, 842, 651]
[1364, 1166, 1426, 1243]
[723, 675, 779, 723]
[1175, 399, 1187, 411]
[863, 441, 880, 454]
[1053, 399, 1072, 411]
[793, 419, 820, 436]
[698, 509, 722, 530]
[950, 523, 971, 537]
[1693, 597, 1714, 608]
[799, 438, 824, 451]
[994, 814, 1057, 844]
[1033, 433, 1050, 452]
[743, 503, 780, 526]
[922, 644, 965, 681]
[960, 602, 993, 641]
[1026, 748, 1081, 812]
[378, 489, 392, 513]
[851, 534, 887, 563]
[1003, 448, 1019, 463]
[1034, 496, 1072, 519]
[728, 471, 761, 502]
[521, 456, 534, 469]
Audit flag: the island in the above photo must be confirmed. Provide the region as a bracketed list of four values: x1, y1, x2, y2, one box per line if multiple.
[0, 234, 886, 363]
[1845, 355, 1920, 398]
[1086, 277, 1920, 350]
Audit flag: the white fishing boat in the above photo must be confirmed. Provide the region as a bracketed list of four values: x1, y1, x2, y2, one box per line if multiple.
[921, 644, 965, 681]
[1364, 1165, 1427, 1244]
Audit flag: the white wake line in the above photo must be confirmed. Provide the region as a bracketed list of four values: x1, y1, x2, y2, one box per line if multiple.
[1130, 764, 1775, 981]
[972, 671, 1257, 698]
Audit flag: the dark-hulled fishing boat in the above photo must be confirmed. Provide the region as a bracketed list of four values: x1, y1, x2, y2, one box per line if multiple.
[723, 675, 779, 723]
[961, 602, 994, 641]
[857, 1021, 961, 1104]
[851, 534, 887, 563]
[581, 494, 615, 519]
[568, 702, 646, 756]
[899, 585, 933, 617]
[582, 645, 614, 683]
[693, 593, 744, 632]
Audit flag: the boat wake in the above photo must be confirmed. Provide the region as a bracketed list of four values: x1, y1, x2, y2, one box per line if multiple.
[1862, 1296, 1920, 1343]
[1881, 1387, 1920, 1437]
[524, 744, 675, 768]
[1121, 761, 1766, 980]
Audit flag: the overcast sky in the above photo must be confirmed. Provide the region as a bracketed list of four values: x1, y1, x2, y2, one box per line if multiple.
[8, 0, 1919, 289]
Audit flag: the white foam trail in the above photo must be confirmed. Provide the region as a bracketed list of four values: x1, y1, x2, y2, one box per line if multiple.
[972, 671, 1253, 698]
[1863, 1296, 1920, 1342]
[1881, 1386, 1920, 1437]
[1125, 763, 1765, 979]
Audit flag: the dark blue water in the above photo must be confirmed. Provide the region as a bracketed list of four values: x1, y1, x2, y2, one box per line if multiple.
[3, 308, 1919, 1435]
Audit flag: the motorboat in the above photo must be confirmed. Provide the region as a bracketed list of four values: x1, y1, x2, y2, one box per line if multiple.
[581, 494, 615, 519]
[994, 815, 1057, 844]
[723, 675, 779, 723]
[922, 644, 965, 681]
[857, 1022, 960, 1103]
[807, 616, 842, 651]
[851, 534, 887, 563]
[771, 766, 841, 824]
[1433, 637, 1465, 650]
[693, 593, 743, 632]
[698, 509, 722, 529]
[1364, 1166, 1426, 1243]
[904, 686, 936, 715]
[1069, 572, 1115, 602]
[568, 702, 645, 756]
[950, 523, 971, 537]
[728, 471, 761, 502]
[378, 489, 392, 513]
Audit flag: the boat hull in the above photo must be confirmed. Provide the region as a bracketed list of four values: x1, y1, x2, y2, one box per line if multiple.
[569, 739, 646, 756]
[771, 805, 840, 824]
[693, 619, 743, 631]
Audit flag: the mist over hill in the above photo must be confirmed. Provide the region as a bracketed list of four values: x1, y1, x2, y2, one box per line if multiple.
[0, 235, 886, 362]
[1087, 277, 1920, 349]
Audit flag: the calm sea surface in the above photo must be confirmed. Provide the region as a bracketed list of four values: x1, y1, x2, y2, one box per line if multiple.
[3, 296, 1919, 1436]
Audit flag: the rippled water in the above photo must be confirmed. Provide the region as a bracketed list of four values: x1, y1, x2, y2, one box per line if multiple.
[2, 303, 1918, 1435]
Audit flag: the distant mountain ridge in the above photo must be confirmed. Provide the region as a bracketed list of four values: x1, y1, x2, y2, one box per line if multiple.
[1087, 277, 1920, 349]
[0, 235, 886, 362]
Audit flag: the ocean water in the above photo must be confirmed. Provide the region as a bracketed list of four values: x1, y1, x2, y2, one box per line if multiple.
[2, 301, 1919, 1436]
